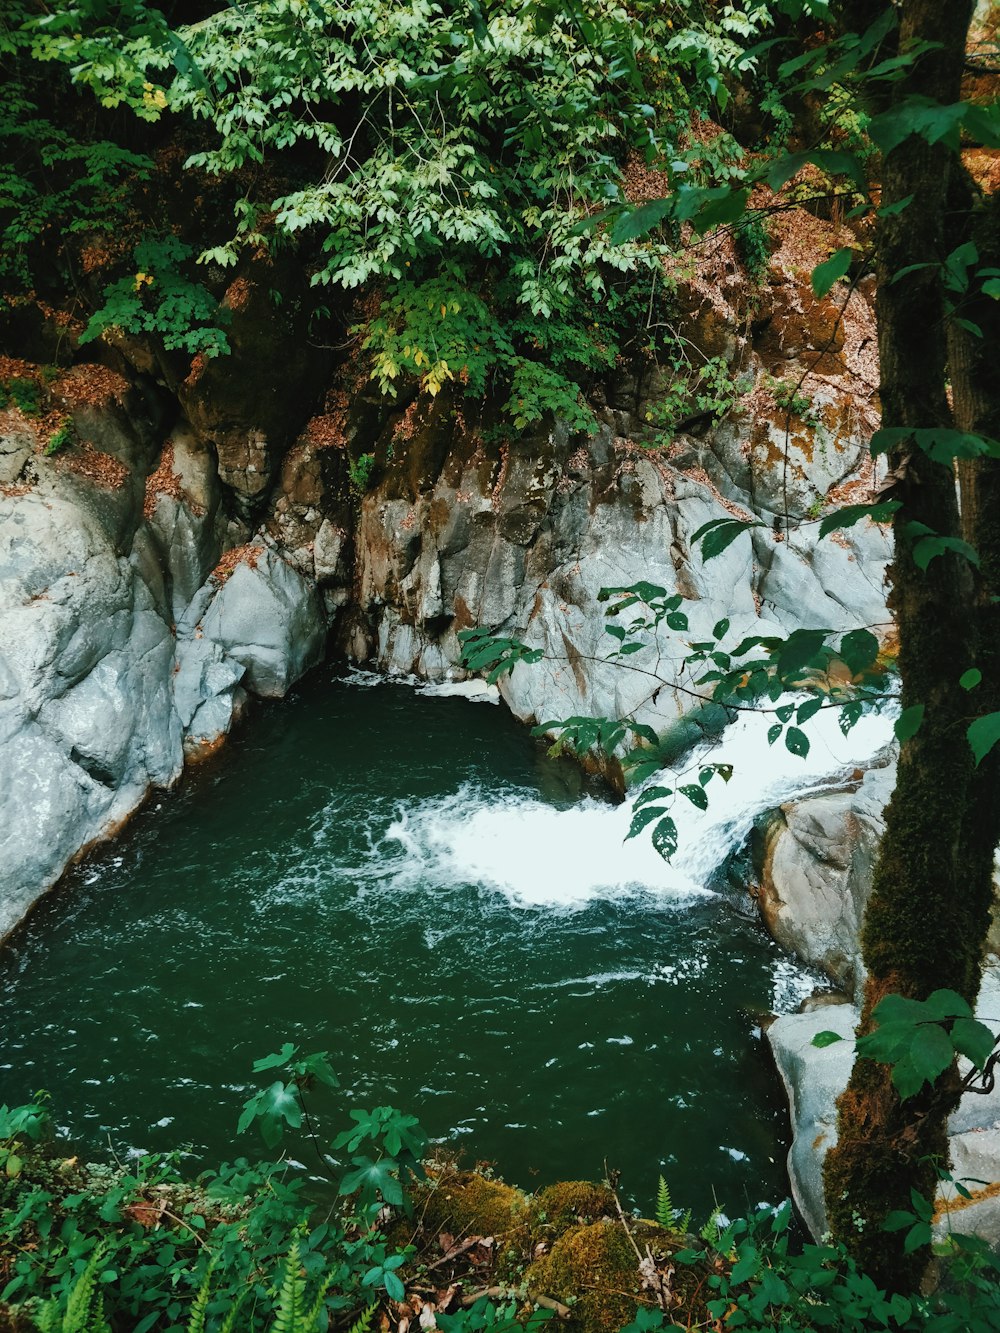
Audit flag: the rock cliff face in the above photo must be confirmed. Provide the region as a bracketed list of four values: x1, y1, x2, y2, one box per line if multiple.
[0, 365, 326, 941]
[347, 214, 889, 752]
[0, 205, 892, 939]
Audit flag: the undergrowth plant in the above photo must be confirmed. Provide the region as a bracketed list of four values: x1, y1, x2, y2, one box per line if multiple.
[78, 236, 230, 358]
[0, 1047, 426, 1332]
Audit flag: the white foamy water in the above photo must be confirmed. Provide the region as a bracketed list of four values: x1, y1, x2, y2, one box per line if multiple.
[379, 702, 896, 909]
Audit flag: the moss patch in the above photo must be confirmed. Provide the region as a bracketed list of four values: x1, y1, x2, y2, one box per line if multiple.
[534, 1182, 616, 1235]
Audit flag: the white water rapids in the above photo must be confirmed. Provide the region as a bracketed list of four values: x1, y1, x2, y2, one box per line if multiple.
[380, 700, 896, 909]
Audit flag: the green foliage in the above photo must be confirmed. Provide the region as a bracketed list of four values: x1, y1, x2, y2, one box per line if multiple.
[437, 1296, 554, 1333]
[458, 627, 543, 685]
[813, 988, 999, 1103]
[10, 0, 775, 430]
[735, 214, 772, 284]
[811, 246, 854, 298]
[2, 1048, 426, 1331]
[79, 237, 230, 358]
[348, 453, 376, 493]
[690, 516, 764, 560]
[0, 376, 43, 416]
[662, 1195, 1000, 1331]
[654, 1177, 673, 1230]
[0, 0, 153, 291]
[767, 375, 818, 426]
[45, 418, 76, 456]
[643, 353, 746, 435]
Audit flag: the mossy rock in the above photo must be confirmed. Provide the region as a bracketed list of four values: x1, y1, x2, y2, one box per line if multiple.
[527, 1219, 708, 1333]
[534, 1181, 616, 1235]
[407, 1166, 535, 1281]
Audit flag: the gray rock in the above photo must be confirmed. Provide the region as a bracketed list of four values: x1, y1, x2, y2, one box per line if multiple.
[0, 479, 182, 942]
[768, 967, 1000, 1243]
[144, 426, 227, 620]
[759, 755, 1000, 992]
[200, 546, 326, 698]
[759, 758, 896, 997]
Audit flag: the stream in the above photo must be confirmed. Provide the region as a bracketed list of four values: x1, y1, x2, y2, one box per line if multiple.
[0, 668, 892, 1214]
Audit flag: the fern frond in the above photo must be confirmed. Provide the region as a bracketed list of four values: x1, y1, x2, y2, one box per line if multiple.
[344, 1299, 378, 1333]
[272, 1242, 305, 1333]
[32, 1303, 60, 1333]
[699, 1206, 722, 1244]
[219, 1288, 250, 1333]
[677, 1208, 692, 1236]
[64, 1241, 112, 1333]
[301, 1270, 348, 1333]
[655, 1176, 672, 1229]
[185, 1261, 216, 1333]
[714, 1219, 738, 1258]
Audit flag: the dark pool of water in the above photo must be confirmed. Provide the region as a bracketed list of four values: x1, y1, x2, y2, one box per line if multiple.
[0, 669, 807, 1214]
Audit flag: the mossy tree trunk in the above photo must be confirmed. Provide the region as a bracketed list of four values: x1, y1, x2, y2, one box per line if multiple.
[822, 0, 1000, 1291]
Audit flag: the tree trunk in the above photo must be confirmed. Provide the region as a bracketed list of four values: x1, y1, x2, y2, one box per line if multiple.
[821, 0, 989, 1291]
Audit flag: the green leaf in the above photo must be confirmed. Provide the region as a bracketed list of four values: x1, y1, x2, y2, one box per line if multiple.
[968, 712, 1000, 765]
[712, 618, 730, 640]
[252, 1043, 298, 1072]
[690, 517, 761, 561]
[819, 501, 900, 537]
[294, 1051, 339, 1088]
[255, 1081, 302, 1147]
[384, 1270, 406, 1302]
[960, 668, 982, 690]
[908, 1023, 955, 1087]
[692, 187, 750, 234]
[609, 199, 672, 245]
[634, 786, 672, 809]
[909, 530, 980, 571]
[651, 816, 678, 861]
[811, 1031, 844, 1048]
[873, 427, 1000, 463]
[766, 149, 867, 193]
[894, 705, 924, 742]
[679, 784, 708, 811]
[785, 726, 809, 758]
[951, 1018, 997, 1070]
[811, 247, 853, 298]
[626, 805, 667, 841]
[903, 1221, 932, 1254]
[891, 1056, 925, 1101]
[839, 701, 863, 736]
[923, 989, 973, 1020]
[339, 1156, 404, 1206]
[839, 628, 880, 677]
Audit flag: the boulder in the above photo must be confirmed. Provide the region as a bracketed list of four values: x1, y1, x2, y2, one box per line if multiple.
[199, 545, 326, 698]
[758, 757, 896, 996]
[768, 967, 1000, 1244]
[758, 754, 1000, 994]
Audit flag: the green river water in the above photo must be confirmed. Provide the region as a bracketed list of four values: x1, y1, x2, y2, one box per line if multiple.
[0, 669, 819, 1214]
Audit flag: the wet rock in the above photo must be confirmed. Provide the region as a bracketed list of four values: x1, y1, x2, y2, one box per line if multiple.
[758, 753, 1000, 993]
[758, 757, 896, 997]
[768, 966, 1000, 1243]
[0, 469, 182, 942]
[200, 545, 326, 698]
